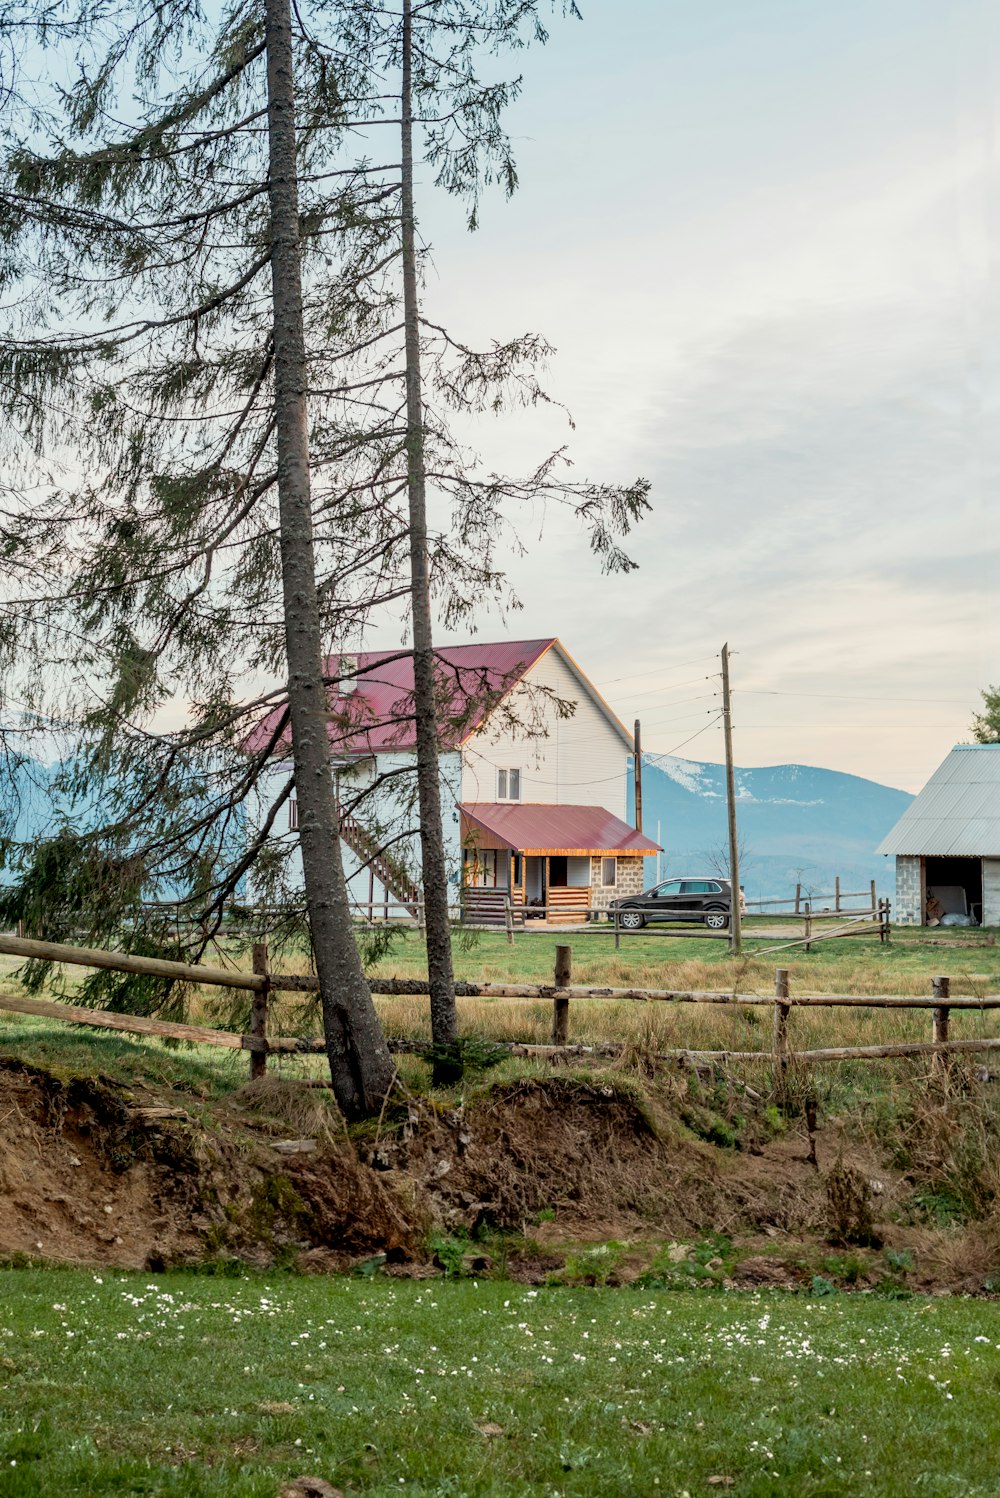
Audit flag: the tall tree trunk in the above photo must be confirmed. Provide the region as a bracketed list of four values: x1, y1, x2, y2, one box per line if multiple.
[400, 0, 461, 1085]
[264, 0, 395, 1118]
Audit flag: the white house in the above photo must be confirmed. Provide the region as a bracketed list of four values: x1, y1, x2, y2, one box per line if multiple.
[875, 744, 1000, 925]
[254, 637, 660, 919]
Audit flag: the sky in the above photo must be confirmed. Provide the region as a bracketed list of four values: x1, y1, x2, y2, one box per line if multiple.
[388, 0, 1000, 793]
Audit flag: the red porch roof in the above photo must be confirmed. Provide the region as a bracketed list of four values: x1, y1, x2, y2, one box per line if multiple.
[459, 803, 660, 857]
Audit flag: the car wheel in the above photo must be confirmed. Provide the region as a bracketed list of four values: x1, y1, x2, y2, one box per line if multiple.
[618, 909, 645, 930]
[704, 907, 729, 930]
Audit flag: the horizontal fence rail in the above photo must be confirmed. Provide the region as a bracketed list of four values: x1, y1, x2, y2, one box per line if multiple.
[0, 933, 994, 1075]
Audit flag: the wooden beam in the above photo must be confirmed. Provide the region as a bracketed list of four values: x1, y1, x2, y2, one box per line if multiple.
[0, 932, 263, 991]
[354, 978, 1000, 1007]
[7, 987, 1000, 1070]
[502, 1042, 999, 1066]
[0, 991, 257, 1049]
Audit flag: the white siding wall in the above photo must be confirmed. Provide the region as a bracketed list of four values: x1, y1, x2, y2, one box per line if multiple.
[251, 750, 464, 910]
[339, 749, 464, 908]
[245, 758, 299, 902]
[460, 645, 628, 815]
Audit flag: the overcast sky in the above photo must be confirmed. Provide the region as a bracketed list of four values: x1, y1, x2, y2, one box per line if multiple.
[386, 0, 1000, 793]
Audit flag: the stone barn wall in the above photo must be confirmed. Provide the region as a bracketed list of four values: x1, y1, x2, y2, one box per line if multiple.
[894, 855, 923, 924]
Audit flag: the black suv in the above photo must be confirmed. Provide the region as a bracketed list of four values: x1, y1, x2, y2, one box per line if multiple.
[610, 876, 740, 930]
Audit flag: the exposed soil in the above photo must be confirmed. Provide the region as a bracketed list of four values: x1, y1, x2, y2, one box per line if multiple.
[0, 1057, 995, 1293]
[0, 1059, 416, 1271]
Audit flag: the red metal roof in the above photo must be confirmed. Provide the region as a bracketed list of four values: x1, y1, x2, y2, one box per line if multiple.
[459, 803, 661, 856]
[246, 639, 555, 757]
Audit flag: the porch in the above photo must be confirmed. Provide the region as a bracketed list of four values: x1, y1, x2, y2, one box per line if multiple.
[458, 803, 659, 925]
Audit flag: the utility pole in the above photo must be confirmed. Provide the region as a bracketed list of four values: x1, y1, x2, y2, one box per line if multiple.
[633, 718, 643, 832]
[721, 644, 742, 955]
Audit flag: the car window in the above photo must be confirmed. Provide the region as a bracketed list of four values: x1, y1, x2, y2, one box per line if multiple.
[681, 880, 709, 894]
[653, 880, 683, 897]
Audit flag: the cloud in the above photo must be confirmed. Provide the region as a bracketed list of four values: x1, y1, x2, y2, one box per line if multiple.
[405, 5, 1000, 790]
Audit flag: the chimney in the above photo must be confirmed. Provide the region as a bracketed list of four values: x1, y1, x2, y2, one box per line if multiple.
[338, 653, 358, 695]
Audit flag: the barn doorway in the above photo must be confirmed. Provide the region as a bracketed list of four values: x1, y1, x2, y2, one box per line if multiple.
[925, 856, 983, 925]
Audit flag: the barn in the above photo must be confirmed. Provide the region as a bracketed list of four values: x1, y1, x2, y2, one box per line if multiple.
[875, 744, 1000, 925]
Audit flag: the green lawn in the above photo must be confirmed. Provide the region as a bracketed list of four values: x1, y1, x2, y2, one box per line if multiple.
[2, 921, 999, 1104]
[2, 1270, 999, 1495]
[393, 921, 1000, 994]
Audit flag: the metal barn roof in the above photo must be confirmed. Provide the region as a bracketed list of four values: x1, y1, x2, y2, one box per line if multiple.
[875, 745, 1000, 856]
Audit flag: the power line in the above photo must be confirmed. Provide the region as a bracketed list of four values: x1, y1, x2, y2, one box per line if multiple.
[617, 682, 717, 705]
[595, 654, 718, 689]
[734, 721, 964, 730]
[636, 707, 722, 731]
[658, 714, 723, 758]
[739, 688, 970, 705]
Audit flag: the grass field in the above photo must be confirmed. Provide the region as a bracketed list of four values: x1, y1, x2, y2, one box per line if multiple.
[2, 923, 1000, 1091]
[300, 922, 1000, 1060]
[1, 1268, 999, 1496]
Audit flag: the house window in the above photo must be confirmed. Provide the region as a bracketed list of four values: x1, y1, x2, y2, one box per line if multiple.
[288, 798, 299, 830]
[602, 857, 617, 887]
[497, 767, 521, 801]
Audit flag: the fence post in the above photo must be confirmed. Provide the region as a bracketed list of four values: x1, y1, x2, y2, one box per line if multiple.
[835, 876, 841, 913]
[250, 942, 270, 1081]
[932, 975, 950, 1076]
[551, 945, 571, 1047]
[794, 883, 801, 915]
[614, 904, 621, 951]
[870, 878, 876, 917]
[774, 967, 790, 1086]
[804, 901, 812, 953]
[504, 897, 514, 947]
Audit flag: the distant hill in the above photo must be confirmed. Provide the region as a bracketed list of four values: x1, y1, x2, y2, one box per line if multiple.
[1, 758, 66, 844]
[627, 756, 912, 903]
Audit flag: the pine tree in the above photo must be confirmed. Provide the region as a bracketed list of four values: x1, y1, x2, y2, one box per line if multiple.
[0, 1, 404, 1115]
[0, 0, 649, 1109]
[971, 686, 1000, 744]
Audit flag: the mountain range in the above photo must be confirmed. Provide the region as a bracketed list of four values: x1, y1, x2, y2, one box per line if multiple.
[5, 752, 912, 906]
[627, 756, 913, 903]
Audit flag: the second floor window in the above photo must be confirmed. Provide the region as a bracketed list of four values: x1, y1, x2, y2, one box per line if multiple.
[288, 797, 299, 830]
[497, 767, 521, 801]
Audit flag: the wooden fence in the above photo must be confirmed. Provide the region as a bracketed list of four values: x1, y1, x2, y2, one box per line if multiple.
[744, 879, 879, 916]
[0, 933, 997, 1079]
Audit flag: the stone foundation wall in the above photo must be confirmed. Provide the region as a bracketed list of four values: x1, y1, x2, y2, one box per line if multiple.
[589, 855, 647, 912]
[894, 854, 923, 924]
[983, 859, 1000, 926]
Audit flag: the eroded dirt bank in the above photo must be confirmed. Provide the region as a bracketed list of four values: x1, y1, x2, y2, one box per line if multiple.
[0, 1059, 995, 1294]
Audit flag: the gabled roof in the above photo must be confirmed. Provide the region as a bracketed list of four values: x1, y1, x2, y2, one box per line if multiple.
[246, 638, 633, 757]
[460, 802, 660, 856]
[875, 745, 1000, 856]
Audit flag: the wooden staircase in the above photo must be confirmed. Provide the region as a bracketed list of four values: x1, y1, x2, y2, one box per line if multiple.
[339, 811, 420, 919]
[545, 886, 591, 924]
[460, 887, 523, 928]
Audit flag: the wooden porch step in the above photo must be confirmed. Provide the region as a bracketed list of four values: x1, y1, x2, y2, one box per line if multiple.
[545, 886, 591, 924]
